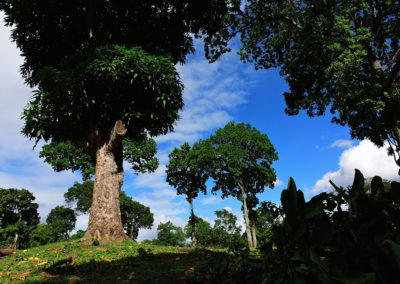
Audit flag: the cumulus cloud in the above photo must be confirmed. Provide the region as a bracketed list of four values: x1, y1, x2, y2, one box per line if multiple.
[310, 140, 400, 195]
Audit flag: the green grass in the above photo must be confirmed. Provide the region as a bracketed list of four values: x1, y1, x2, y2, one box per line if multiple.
[0, 240, 234, 283]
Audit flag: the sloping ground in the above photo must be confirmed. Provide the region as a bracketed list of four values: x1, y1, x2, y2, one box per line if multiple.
[0, 240, 233, 283]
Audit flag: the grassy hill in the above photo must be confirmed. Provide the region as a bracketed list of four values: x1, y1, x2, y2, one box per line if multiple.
[0, 240, 238, 283]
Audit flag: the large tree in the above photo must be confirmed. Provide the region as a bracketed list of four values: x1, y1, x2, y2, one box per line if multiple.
[1, 0, 231, 240]
[197, 122, 278, 249]
[166, 142, 208, 246]
[207, 0, 400, 172]
[65, 181, 153, 241]
[0, 188, 40, 249]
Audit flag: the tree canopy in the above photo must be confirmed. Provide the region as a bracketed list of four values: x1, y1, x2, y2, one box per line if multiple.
[46, 206, 77, 240]
[166, 142, 209, 246]
[0, 188, 40, 248]
[208, 0, 400, 169]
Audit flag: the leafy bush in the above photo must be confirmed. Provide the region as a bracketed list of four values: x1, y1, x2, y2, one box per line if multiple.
[259, 169, 400, 283]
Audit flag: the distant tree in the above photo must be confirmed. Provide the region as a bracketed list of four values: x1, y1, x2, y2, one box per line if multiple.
[207, 0, 400, 171]
[157, 221, 186, 247]
[65, 181, 153, 240]
[29, 224, 57, 247]
[119, 192, 153, 241]
[64, 181, 94, 214]
[1, 0, 231, 241]
[0, 188, 40, 248]
[184, 217, 214, 247]
[198, 122, 278, 249]
[70, 230, 86, 241]
[166, 142, 208, 246]
[46, 206, 76, 240]
[213, 209, 243, 249]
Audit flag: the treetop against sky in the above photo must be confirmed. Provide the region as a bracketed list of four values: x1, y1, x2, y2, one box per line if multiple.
[0, 11, 399, 240]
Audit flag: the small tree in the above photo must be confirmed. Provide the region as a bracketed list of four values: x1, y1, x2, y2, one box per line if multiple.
[166, 142, 208, 246]
[157, 221, 186, 247]
[119, 192, 153, 241]
[46, 206, 77, 241]
[0, 188, 40, 248]
[213, 209, 243, 249]
[184, 217, 214, 247]
[198, 122, 278, 249]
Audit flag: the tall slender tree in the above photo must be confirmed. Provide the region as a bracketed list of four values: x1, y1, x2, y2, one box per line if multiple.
[199, 122, 278, 249]
[166, 142, 208, 246]
[1, 0, 231, 240]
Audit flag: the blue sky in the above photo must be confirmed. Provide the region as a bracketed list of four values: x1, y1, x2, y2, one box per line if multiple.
[1, 14, 399, 240]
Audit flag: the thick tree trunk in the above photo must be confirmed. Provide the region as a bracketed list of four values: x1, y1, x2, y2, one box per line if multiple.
[189, 198, 197, 247]
[83, 121, 130, 241]
[251, 225, 257, 249]
[239, 182, 254, 249]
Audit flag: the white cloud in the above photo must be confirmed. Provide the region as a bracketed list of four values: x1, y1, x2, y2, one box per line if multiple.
[330, 139, 354, 149]
[274, 178, 284, 187]
[311, 140, 400, 195]
[200, 196, 222, 205]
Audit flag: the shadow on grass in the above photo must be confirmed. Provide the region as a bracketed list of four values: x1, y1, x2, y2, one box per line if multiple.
[23, 249, 237, 284]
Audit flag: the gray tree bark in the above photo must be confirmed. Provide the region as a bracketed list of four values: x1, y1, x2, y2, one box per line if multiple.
[83, 121, 130, 241]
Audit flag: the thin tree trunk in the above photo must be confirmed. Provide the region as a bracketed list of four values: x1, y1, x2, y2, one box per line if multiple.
[83, 121, 130, 241]
[239, 181, 254, 249]
[189, 198, 197, 247]
[251, 225, 257, 249]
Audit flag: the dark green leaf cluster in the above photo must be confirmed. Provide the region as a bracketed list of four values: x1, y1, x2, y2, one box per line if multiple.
[22, 45, 183, 143]
[0, 188, 40, 249]
[40, 141, 95, 181]
[166, 142, 208, 200]
[257, 170, 400, 283]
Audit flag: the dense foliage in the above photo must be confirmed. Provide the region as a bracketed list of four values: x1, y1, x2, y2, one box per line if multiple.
[234, 170, 400, 283]
[0, 188, 40, 249]
[231, 0, 400, 168]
